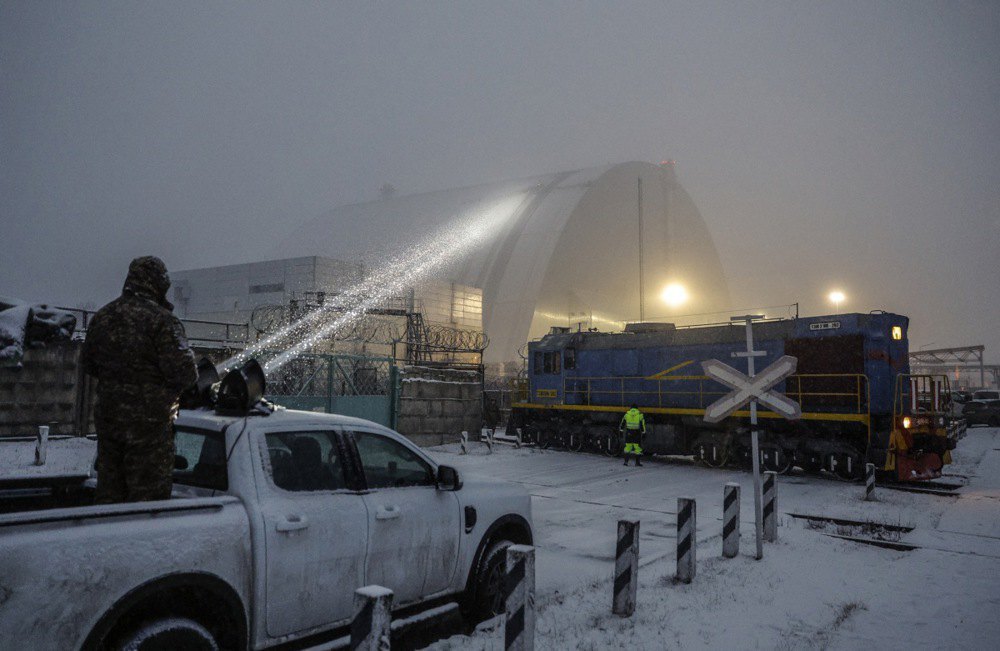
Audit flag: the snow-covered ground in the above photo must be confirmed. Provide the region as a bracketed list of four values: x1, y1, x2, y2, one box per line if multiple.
[426, 428, 1000, 650]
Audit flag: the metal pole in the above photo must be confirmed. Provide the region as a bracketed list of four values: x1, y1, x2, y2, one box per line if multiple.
[350, 585, 393, 651]
[505, 545, 536, 651]
[744, 318, 764, 561]
[676, 498, 697, 583]
[722, 483, 740, 558]
[613, 520, 639, 617]
[638, 177, 645, 322]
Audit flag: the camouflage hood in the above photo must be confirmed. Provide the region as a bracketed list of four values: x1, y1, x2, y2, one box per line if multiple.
[122, 256, 173, 310]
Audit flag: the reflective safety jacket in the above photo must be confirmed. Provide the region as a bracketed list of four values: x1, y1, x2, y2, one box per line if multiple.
[620, 408, 646, 433]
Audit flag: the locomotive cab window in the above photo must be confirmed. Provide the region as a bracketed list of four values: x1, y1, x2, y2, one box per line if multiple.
[533, 352, 543, 374]
[564, 348, 577, 370]
[542, 352, 561, 374]
[891, 326, 902, 340]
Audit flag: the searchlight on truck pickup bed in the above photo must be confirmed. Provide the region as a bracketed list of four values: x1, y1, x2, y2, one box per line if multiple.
[0, 359, 533, 650]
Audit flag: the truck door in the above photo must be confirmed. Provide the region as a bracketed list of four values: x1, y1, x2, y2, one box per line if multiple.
[258, 430, 368, 638]
[346, 428, 462, 605]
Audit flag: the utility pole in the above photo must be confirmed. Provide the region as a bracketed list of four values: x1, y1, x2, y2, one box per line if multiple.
[638, 177, 645, 322]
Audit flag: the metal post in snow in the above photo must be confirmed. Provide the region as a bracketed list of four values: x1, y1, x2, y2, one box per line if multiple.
[722, 483, 740, 558]
[612, 520, 639, 617]
[763, 471, 777, 543]
[504, 545, 535, 651]
[515, 428, 522, 448]
[350, 585, 393, 651]
[460, 431, 468, 455]
[486, 428, 494, 454]
[732, 315, 766, 560]
[676, 498, 696, 583]
[34, 425, 49, 466]
[865, 463, 876, 501]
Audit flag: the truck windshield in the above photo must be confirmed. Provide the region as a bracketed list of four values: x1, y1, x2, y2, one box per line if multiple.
[173, 427, 228, 491]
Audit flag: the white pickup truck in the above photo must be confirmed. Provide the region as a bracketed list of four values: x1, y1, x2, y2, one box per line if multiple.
[0, 407, 533, 650]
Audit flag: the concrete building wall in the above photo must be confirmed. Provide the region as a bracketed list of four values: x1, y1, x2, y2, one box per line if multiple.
[171, 257, 483, 335]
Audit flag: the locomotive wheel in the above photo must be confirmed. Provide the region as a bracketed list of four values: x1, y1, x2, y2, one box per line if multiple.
[602, 432, 623, 457]
[830, 452, 863, 481]
[760, 445, 793, 474]
[567, 432, 585, 452]
[695, 441, 729, 468]
[537, 431, 553, 450]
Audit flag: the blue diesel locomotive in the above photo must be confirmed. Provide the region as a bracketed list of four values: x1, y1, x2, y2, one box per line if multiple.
[509, 311, 962, 481]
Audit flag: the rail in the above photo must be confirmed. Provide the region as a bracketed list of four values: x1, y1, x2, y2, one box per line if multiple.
[61, 306, 250, 348]
[560, 373, 871, 416]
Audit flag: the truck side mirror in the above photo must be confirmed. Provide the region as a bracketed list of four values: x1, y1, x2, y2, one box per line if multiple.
[436, 465, 462, 491]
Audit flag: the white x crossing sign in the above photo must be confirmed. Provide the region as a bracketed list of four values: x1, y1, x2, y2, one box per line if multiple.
[701, 355, 801, 423]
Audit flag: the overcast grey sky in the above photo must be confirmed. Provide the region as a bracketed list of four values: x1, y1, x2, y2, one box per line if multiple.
[2, 1, 998, 358]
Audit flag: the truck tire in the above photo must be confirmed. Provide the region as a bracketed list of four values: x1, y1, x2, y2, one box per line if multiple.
[116, 617, 219, 651]
[467, 539, 512, 623]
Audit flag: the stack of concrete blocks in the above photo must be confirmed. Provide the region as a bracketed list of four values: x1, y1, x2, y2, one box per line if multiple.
[396, 365, 482, 447]
[0, 342, 94, 439]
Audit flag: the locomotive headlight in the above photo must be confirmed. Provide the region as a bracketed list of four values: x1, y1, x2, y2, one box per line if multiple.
[892, 326, 903, 340]
[902, 416, 912, 429]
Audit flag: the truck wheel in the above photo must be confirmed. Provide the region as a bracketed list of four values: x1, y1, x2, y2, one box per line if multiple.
[467, 539, 512, 623]
[115, 617, 218, 651]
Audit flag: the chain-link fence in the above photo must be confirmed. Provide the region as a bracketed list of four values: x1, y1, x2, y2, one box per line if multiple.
[258, 352, 399, 428]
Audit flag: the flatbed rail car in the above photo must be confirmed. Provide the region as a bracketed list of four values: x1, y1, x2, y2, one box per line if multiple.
[509, 312, 964, 481]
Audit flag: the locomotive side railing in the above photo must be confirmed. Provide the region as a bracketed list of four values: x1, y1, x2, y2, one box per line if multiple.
[562, 373, 871, 417]
[892, 373, 951, 420]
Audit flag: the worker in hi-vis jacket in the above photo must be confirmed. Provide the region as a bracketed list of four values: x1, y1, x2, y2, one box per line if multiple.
[619, 404, 646, 467]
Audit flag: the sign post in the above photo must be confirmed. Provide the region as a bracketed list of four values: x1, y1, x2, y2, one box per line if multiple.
[701, 315, 801, 561]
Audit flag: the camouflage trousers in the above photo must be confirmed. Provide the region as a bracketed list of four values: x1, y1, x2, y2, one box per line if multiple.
[95, 418, 175, 504]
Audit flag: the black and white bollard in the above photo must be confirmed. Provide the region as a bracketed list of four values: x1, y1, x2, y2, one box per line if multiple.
[722, 483, 740, 559]
[350, 585, 393, 651]
[515, 428, 523, 448]
[763, 471, 777, 543]
[486, 429, 494, 454]
[504, 544, 535, 651]
[460, 431, 468, 455]
[612, 520, 639, 616]
[34, 425, 49, 466]
[865, 463, 876, 501]
[676, 498, 696, 583]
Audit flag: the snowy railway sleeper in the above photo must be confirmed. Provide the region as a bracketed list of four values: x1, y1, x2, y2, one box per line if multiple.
[509, 311, 963, 483]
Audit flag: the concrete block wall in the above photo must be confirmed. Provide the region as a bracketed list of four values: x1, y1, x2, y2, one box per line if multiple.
[0, 342, 94, 438]
[396, 366, 482, 447]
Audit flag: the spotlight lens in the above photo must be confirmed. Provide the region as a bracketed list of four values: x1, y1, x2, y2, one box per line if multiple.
[828, 291, 845, 303]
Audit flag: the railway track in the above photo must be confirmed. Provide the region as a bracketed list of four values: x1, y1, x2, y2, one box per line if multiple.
[789, 512, 920, 551]
[878, 481, 962, 498]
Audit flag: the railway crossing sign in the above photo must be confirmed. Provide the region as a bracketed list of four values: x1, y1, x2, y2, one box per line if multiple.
[701, 355, 802, 423]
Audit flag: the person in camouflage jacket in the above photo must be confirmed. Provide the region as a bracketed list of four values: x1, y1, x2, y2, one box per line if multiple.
[82, 256, 197, 503]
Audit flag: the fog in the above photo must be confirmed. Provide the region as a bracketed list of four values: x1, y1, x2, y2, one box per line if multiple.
[2, 1, 998, 358]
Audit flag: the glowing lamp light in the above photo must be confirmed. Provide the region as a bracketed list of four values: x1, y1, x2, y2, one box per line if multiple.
[828, 290, 846, 311]
[661, 283, 689, 308]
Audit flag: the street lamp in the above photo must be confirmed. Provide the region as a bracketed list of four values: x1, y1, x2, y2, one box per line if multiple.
[828, 290, 845, 313]
[661, 283, 689, 308]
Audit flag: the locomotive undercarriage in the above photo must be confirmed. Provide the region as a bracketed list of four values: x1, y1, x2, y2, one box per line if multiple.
[513, 408, 876, 481]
